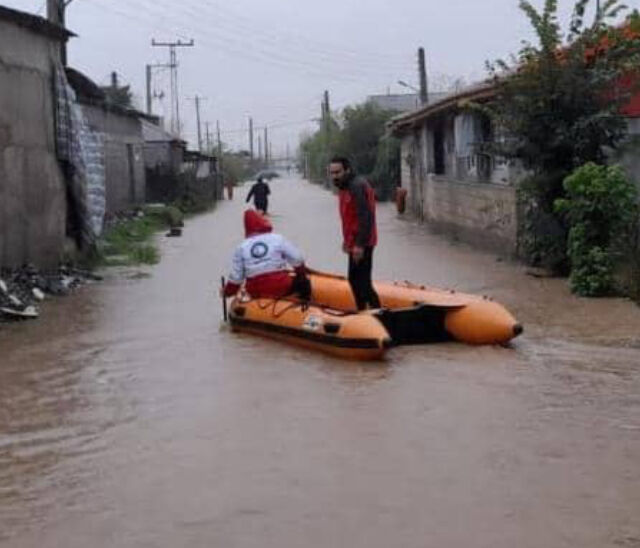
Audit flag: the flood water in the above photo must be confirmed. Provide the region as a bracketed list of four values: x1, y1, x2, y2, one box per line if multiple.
[1, 175, 640, 548]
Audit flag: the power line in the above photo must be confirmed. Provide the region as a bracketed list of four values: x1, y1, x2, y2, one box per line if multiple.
[133, 0, 405, 70]
[175, 0, 406, 66]
[88, 0, 409, 83]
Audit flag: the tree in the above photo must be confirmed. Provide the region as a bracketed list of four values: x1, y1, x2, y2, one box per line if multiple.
[333, 102, 394, 175]
[299, 101, 400, 199]
[485, 0, 640, 270]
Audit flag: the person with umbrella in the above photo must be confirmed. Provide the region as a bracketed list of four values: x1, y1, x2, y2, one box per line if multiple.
[246, 176, 271, 214]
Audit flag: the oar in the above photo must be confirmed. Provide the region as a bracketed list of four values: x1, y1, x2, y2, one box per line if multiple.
[220, 276, 228, 322]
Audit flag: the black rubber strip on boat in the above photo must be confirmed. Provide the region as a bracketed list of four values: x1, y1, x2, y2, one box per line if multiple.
[374, 304, 451, 345]
[229, 316, 384, 349]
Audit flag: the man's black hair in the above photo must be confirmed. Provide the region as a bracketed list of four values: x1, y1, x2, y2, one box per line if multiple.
[330, 156, 352, 170]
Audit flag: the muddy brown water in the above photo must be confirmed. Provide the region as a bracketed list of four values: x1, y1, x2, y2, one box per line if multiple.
[1, 175, 640, 548]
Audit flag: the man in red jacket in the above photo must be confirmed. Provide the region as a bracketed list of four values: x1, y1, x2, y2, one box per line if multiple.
[329, 156, 381, 311]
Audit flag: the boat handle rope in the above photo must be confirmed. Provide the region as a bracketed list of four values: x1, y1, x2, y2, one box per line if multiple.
[254, 297, 304, 319]
[241, 294, 352, 320]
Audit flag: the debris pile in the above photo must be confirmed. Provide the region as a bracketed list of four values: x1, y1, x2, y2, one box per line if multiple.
[0, 265, 102, 321]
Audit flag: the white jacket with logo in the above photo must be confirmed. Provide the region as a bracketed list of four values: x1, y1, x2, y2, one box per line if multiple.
[228, 233, 304, 283]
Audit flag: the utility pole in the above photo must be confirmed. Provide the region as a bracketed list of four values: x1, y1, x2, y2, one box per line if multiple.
[192, 95, 205, 152]
[151, 38, 194, 136]
[324, 90, 331, 140]
[249, 117, 254, 160]
[321, 94, 326, 125]
[216, 120, 223, 190]
[323, 91, 330, 122]
[323, 90, 331, 184]
[47, 0, 63, 25]
[146, 65, 152, 115]
[258, 135, 262, 164]
[205, 122, 212, 153]
[418, 47, 428, 106]
[48, 0, 73, 65]
[264, 126, 269, 165]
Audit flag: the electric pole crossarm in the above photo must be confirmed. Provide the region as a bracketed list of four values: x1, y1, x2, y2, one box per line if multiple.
[151, 39, 195, 47]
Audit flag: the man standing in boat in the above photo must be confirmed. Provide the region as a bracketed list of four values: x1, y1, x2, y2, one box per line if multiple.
[329, 156, 381, 311]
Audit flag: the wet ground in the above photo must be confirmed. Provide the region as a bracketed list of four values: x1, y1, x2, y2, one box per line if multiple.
[1, 175, 640, 548]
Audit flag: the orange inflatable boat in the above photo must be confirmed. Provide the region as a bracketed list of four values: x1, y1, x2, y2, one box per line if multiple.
[228, 296, 392, 361]
[307, 270, 522, 345]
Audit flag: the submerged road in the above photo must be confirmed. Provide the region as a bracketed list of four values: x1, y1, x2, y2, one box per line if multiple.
[1, 174, 640, 548]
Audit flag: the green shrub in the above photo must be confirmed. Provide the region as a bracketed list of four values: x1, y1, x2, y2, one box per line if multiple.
[98, 216, 163, 267]
[131, 244, 160, 265]
[555, 163, 638, 296]
[144, 205, 184, 227]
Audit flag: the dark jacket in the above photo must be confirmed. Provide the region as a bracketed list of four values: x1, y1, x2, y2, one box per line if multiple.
[246, 181, 270, 207]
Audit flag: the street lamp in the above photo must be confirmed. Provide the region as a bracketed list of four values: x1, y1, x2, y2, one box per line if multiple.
[397, 80, 419, 93]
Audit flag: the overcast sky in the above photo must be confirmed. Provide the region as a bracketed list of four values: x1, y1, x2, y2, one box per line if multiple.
[4, 0, 636, 155]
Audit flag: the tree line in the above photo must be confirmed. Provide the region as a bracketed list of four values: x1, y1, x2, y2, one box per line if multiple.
[299, 102, 401, 201]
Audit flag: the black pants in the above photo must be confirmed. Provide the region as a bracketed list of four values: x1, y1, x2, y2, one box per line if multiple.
[255, 199, 268, 213]
[348, 246, 381, 311]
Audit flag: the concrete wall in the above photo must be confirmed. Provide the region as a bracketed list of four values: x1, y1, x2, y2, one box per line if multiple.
[424, 177, 518, 255]
[0, 19, 66, 268]
[82, 103, 145, 215]
[399, 131, 518, 255]
[398, 111, 640, 260]
[400, 137, 413, 205]
[144, 142, 183, 173]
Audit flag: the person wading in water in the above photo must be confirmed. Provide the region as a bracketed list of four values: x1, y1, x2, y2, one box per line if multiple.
[246, 177, 271, 214]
